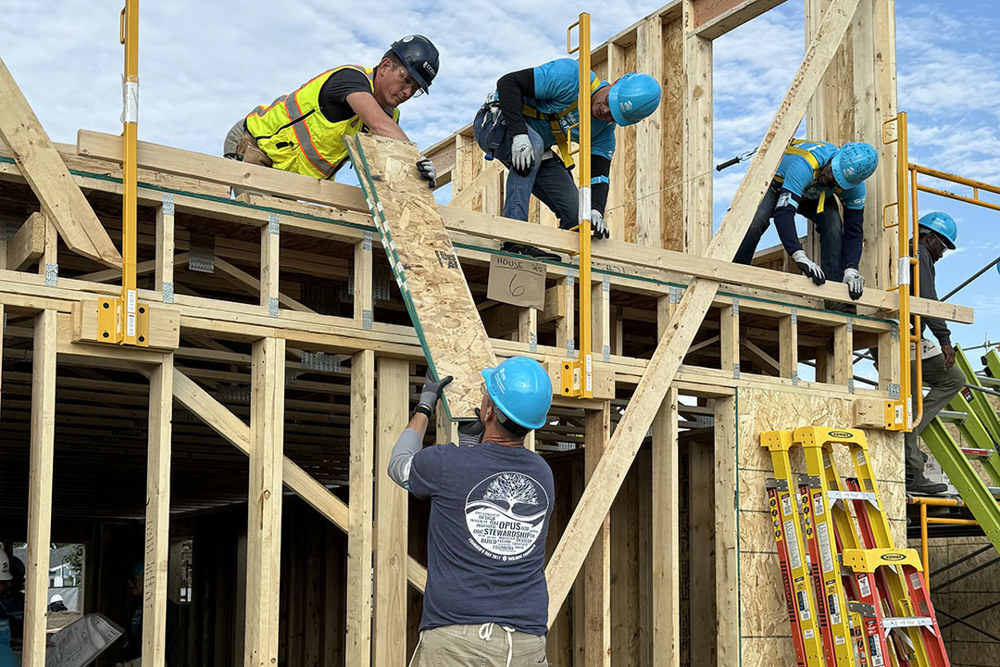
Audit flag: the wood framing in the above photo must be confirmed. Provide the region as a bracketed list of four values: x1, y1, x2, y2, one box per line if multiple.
[2, 1, 986, 665]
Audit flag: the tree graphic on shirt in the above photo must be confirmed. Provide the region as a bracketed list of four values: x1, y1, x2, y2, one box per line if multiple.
[482, 473, 538, 512]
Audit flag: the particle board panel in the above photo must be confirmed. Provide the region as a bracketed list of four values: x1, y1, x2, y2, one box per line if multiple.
[740, 637, 797, 667]
[739, 551, 792, 638]
[346, 134, 495, 421]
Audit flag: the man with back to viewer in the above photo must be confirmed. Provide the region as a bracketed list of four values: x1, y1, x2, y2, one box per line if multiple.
[224, 35, 439, 188]
[388, 356, 555, 666]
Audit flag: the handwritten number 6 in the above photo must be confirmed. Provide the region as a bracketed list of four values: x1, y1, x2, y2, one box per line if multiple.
[509, 276, 525, 297]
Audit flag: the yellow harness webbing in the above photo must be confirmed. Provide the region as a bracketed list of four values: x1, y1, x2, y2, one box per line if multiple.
[521, 76, 604, 169]
[776, 140, 829, 213]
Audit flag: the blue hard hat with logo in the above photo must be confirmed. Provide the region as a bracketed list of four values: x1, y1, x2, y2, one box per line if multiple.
[481, 357, 552, 431]
[831, 142, 878, 189]
[918, 211, 957, 250]
[608, 73, 661, 126]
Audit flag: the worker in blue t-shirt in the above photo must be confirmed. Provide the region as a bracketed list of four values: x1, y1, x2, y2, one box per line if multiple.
[388, 357, 555, 666]
[733, 140, 878, 304]
[473, 58, 661, 259]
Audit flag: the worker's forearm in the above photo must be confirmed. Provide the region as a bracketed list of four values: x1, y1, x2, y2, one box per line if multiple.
[368, 117, 410, 142]
[773, 205, 803, 256]
[497, 69, 535, 137]
[387, 419, 427, 489]
[842, 208, 864, 268]
[590, 156, 611, 215]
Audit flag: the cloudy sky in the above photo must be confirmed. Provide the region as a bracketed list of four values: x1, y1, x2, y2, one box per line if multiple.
[2, 0, 998, 353]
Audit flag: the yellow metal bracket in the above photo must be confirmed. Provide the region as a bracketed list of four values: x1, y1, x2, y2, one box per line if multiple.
[560, 12, 594, 399]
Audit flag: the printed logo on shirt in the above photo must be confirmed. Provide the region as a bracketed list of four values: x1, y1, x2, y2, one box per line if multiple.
[465, 471, 550, 561]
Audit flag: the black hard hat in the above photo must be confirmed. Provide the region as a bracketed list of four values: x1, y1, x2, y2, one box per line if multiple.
[390, 35, 439, 93]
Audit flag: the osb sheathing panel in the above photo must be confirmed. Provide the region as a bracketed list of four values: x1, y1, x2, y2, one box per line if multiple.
[351, 134, 496, 419]
[735, 386, 908, 648]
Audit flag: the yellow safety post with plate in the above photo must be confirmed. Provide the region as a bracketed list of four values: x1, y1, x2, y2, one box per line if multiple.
[559, 12, 594, 398]
[97, 0, 150, 346]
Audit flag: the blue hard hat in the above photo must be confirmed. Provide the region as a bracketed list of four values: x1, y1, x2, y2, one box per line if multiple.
[831, 142, 878, 189]
[918, 211, 957, 250]
[608, 73, 661, 127]
[481, 357, 552, 431]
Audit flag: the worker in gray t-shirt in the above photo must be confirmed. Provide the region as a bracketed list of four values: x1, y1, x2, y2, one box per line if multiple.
[388, 356, 555, 667]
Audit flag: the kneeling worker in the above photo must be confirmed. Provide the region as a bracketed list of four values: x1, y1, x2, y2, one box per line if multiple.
[733, 140, 879, 304]
[224, 35, 439, 188]
[388, 357, 555, 666]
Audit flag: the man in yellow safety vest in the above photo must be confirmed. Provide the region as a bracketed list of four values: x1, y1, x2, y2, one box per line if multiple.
[224, 35, 439, 187]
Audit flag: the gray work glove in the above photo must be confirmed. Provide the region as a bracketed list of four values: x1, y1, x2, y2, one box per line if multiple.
[843, 267, 865, 300]
[510, 133, 535, 176]
[590, 209, 609, 240]
[416, 157, 436, 188]
[418, 374, 453, 412]
[791, 249, 826, 285]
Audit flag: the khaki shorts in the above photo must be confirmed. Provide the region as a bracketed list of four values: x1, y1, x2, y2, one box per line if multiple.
[410, 623, 548, 667]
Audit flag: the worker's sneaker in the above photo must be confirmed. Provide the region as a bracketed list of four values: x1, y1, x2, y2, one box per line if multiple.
[907, 473, 947, 496]
[500, 241, 561, 262]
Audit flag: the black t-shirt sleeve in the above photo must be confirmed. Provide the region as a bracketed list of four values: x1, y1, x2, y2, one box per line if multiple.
[317, 68, 375, 122]
[496, 68, 535, 137]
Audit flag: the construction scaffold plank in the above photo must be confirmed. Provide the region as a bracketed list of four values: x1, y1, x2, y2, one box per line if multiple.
[346, 133, 496, 420]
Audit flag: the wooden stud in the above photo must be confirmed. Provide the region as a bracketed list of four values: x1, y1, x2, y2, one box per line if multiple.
[592, 278, 611, 365]
[374, 357, 409, 667]
[545, 0, 863, 624]
[683, 1, 714, 256]
[555, 276, 576, 356]
[143, 353, 173, 666]
[346, 349, 375, 667]
[261, 217, 280, 312]
[636, 16, 664, 248]
[584, 401, 612, 667]
[833, 322, 853, 387]
[215, 257, 313, 313]
[720, 302, 740, 374]
[155, 200, 175, 301]
[354, 235, 373, 326]
[244, 337, 286, 667]
[877, 327, 900, 395]
[714, 396, 738, 665]
[605, 41, 629, 242]
[652, 388, 680, 666]
[872, 0, 898, 290]
[778, 314, 798, 380]
[688, 440, 715, 667]
[22, 309, 57, 666]
[519, 307, 538, 451]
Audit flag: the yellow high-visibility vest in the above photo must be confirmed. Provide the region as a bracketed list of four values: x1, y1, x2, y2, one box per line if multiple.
[245, 65, 400, 179]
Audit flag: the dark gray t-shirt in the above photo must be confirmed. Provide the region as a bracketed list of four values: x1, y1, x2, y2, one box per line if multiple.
[409, 441, 554, 635]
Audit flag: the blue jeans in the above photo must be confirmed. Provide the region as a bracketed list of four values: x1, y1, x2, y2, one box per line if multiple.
[473, 105, 579, 230]
[733, 183, 846, 282]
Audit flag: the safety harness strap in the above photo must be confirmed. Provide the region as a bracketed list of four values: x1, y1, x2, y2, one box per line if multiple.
[521, 76, 604, 169]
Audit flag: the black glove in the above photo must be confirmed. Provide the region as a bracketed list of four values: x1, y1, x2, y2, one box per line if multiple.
[416, 158, 436, 189]
[418, 374, 452, 413]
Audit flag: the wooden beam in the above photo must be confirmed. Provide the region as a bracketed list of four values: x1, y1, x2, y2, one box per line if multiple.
[636, 15, 664, 247]
[374, 357, 409, 667]
[0, 59, 120, 266]
[346, 349, 375, 667]
[688, 441, 714, 666]
[720, 301, 740, 375]
[244, 337, 285, 667]
[450, 161, 504, 210]
[651, 388, 680, 666]
[832, 321, 853, 387]
[779, 312, 798, 381]
[713, 396, 738, 664]
[544, 0, 863, 625]
[693, 0, 789, 39]
[584, 402, 612, 667]
[6, 211, 46, 270]
[143, 353, 173, 666]
[214, 257, 312, 313]
[261, 217, 280, 315]
[77, 129, 368, 213]
[22, 309, 57, 666]
[684, 3, 714, 255]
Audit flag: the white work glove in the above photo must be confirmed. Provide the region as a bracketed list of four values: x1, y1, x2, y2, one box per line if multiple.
[843, 267, 865, 300]
[510, 133, 535, 176]
[590, 209, 609, 240]
[416, 157, 436, 188]
[791, 249, 826, 285]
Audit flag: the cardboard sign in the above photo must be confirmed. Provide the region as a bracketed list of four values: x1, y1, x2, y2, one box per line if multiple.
[487, 255, 547, 310]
